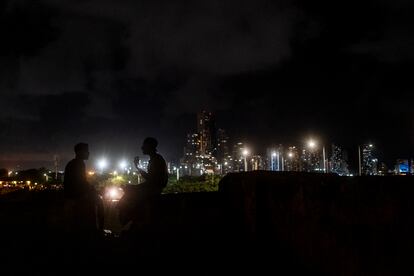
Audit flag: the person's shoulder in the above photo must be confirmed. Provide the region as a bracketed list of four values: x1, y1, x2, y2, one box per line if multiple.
[65, 158, 84, 169]
[154, 153, 166, 164]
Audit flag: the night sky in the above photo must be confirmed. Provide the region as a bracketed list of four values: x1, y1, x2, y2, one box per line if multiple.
[0, 0, 413, 169]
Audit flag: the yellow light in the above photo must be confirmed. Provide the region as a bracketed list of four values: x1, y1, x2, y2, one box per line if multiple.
[26, 181, 31, 185]
[88, 171, 95, 176]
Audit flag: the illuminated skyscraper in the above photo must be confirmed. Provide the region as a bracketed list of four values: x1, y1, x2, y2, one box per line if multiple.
[360, 144, 378, 175]
[232, 142, 245, 172]
[301, 147, 321, 172]
[284, 146, 300, 171]
[183, 133, 200, 162]
[395, 159, 410, 175]
[197, 111, 217, 157]
[266, 145, 284, 171]
[217, 129, 232, 174]
[329, 144, 349, 176]
[250, 155, 264, 171]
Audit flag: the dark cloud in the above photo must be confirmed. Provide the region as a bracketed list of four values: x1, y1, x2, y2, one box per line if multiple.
[0, 0, 413, 168]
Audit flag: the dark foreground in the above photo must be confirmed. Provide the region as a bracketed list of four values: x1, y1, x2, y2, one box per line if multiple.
[1, 172, 413, 275]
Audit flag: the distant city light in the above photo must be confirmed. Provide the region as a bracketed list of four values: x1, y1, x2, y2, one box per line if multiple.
[308, 140, 316, 148]
[369, 144, 373, 148]
[288, 152, 293, 158]
[119, 160, 128, 170]
[106, 187, 123, 201]
[97, 158, 108, 171]
[272, 152, 277, 157]
[242, 149, 249, 156]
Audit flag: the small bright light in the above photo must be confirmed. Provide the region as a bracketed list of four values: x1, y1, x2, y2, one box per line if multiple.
[88, 171, 95, 176]
[288, 152, 293, 157]
[243, 149, 249, 156]
[308, 140, 316, 148]
[119, 160, 128, 170]
[272, 152, 277, 157]
[109, 188, 118, 198]
[369, 144, 373, 147]
[224, 162, 228, 165]
[106, 187, 124, 201]
[97, 158, 108, 170]
[44, 174, 47, 177]
[113, 170, 118, 175]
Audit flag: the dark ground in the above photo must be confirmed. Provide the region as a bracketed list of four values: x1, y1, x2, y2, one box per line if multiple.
[2, 172, 413, 275]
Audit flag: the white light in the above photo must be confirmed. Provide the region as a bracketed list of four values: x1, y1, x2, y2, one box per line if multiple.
[308, 140, 316, 148]
[272, 152, 277, 157]
[106, 187, 124, 201]
[243, 149, 249, 156]
[369, 144, 373, 148]
[109, 188, 118, 198]
[119, 160, 128, 170]
[97, 158, 108, 170]
[288, 152, 293, 157]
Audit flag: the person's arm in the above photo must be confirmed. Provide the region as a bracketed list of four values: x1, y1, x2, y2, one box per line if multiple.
[138, 168, 149, 179]
[134, 156, 149, 179]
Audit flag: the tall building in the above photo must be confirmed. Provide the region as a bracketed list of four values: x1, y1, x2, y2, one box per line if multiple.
[360, 144, 378, 175]
[395, 159, 411, 175]
[232, 142, 246, 172]
[250, 155, 265, 171]
[197, 111, 217, 157]
[329, 144, 349, 176]
[217, 129, 230, 162]
[181, 111, 228, 176]
[284, 146, 300, 171]
[183, 133, 200, 162]
[301, 147, 321, 172]
[217, 129, 232, 174]
[266, 145, 284, 171]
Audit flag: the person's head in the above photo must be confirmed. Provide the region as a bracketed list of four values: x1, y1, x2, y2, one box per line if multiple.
[74, 143, 89, 160]
[141, 137, 158, 155]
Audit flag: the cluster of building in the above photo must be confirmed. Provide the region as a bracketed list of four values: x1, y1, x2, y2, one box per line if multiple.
[177, 111, 413, 177]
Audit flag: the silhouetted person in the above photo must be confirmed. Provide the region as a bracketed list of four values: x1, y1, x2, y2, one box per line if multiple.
[118, 138, 168, 229]
[64, 143, 104, 236]
[134, 137, 168, 197]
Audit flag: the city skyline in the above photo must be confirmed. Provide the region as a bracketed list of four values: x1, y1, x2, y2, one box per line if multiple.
[1, 109, 413, 174]
[0, 0, 413, 170]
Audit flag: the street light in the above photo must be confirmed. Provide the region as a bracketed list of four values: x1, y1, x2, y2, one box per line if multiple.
[97, 158, 108, 173]
[119, 160, 128, 171]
